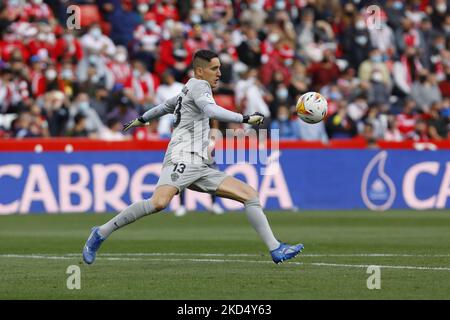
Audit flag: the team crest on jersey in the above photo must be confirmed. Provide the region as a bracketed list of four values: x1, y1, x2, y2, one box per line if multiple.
[171, 173, 180, 182]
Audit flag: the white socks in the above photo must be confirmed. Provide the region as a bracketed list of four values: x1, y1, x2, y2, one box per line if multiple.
[244, 198, 280, 251]
[97, 197, 280, 252]
[98, 200, 157, 238]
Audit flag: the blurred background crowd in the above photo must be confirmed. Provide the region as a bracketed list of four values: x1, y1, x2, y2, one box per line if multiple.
[0, 0, 450, 144]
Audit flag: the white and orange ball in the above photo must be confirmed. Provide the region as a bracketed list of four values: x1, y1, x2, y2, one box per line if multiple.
[296, 92, 328, 124]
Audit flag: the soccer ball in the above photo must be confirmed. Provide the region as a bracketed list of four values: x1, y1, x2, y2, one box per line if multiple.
[296, 92, 328, 124]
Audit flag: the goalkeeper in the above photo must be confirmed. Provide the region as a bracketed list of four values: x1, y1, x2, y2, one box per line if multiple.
[82, 50, 303, 265]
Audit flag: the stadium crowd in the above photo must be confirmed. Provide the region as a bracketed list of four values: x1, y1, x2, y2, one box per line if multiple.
[0, 0, 449, 144]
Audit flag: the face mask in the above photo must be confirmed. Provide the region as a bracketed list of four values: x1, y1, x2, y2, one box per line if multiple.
[278, 114, 289, 121]
[330, 92, 340, 100]
[276, 88, 289, 100]
[355, 20, 366, 30]
[33, 0, 43, 4]
[419, 75, 427, 82]
[116, 53, 127, 63]
[78, 102, 89, 111]
[193, 1, 203, 9]
[284, 58, 293, 66]
[250, 3, 261, 10]
[190, 14, 201, 24]
[275, 0, 286, 10]
[90, 28, 102, 38]
[435, 43, 445, 50]
[371, 55, 382, 63]
[45, 69, 57, 80]
[355, 35, 368, 45]
[436, 4, 447, 13]
[138, 4, 149, 13]
[133, 69, 141, 77]
[268, 33, 280, 43]
[38, 33, 47, 42]
[444, 26, 450, 34]
[47, 34, 55, 43]
[393, 1, 403, 10]
[145, 21, 156, 30]
[64, 34, 74, 41]
[61, 69, 73, 80]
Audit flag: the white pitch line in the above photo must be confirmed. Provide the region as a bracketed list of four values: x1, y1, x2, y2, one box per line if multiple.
[6, 252, 450, 258]
[1, 254, 450, 271]
[309, 262, 450, 271]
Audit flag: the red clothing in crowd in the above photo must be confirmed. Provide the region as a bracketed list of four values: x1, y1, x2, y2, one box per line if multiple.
[0, 36, 30, 62]
[124, 71, 160, 104]
[54, 36, 83, 62]
[396, 113, 418, 138]
[20, 2, 53, 21]
[154, 39, 193, 75]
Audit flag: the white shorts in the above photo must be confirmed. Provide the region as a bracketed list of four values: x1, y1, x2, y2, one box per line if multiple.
[157, 162, 228, 194]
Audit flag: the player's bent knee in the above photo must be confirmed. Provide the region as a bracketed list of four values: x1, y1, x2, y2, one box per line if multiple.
[244, 196, 261, 208]
[242, 187, 259, 203]
[151, 197, 170, 212]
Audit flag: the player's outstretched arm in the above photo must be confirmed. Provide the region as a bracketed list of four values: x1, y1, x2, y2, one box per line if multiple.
[203, 103, 265, 125]
[122, 97, 178, 132]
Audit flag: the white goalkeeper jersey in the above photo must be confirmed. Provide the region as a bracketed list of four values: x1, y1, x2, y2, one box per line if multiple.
[162, 78, 217, 166]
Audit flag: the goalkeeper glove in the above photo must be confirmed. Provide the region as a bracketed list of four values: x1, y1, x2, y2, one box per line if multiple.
[123, 116, 146, 132]
[243, 112, 265, 125]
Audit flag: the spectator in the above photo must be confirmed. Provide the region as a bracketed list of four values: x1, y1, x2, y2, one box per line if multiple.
[297, 118, 329, 143]
[358, 48, 391, 90]
[384, 115, 403, 141]
[347, 94, 369, 123]
[427, 102, 448, 140]
[125, 59, 160, 106]
[410, 119, 430, 141]
[392, 47, 423, 97]
[343, 14, 371, 70]
[54, 29, 83, 64]
[325, 100, 358, 139]
[98, 117, 128, 141]
[411, 69, 442, 112]
[236, 23, 262, 69]
[68, 112, 89, 137]
[439, 64, 450, 98]
[367, 70, 391, 106]
[67, 92, 104, 136]
[107, 45, 132, 87]
[155, 21, 192, 80]
[41, 90, 69, 137]
[80, 24, 116, 57]
[154, 69, 183, 138]
[396, 98, 420, 139]
[270, 105, 300, 139]
[235, 68, 271, 128]
[308, 49, 341, 92]
[107, 95, 139, 129]
[107, 0, 141, 47]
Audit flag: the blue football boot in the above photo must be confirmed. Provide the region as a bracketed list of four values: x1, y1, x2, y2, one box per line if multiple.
[82, 227, 105, 264]
[270, 243, 304, 264]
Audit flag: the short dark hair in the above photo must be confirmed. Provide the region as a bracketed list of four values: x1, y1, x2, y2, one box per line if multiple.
[193, 50, 218, 69]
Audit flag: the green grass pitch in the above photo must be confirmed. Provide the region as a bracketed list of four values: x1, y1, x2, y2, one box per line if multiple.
[0, 210, 449, 300]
